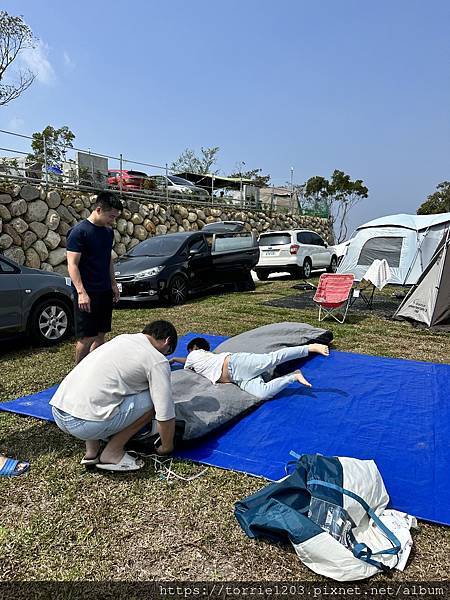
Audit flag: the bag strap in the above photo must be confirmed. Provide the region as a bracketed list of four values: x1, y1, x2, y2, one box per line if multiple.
[308, 479, 401, 570]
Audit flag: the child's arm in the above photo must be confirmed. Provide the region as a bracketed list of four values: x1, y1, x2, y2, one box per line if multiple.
[169, 357, 187, 365]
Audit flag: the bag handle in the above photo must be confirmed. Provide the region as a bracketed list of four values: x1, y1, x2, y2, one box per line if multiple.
[308, 478, 401, 570]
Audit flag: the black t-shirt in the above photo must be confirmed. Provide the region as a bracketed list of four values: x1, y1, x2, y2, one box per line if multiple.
[67, 220, 114, 292]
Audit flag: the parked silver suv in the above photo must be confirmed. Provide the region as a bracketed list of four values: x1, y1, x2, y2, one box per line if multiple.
[256, 229, 337, 280]
[0, 254, 74, 345]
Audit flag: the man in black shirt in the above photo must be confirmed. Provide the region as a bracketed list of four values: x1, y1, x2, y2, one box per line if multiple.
[67, 191, 123, 363]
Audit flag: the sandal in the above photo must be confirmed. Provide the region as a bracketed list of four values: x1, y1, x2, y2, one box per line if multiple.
[96, 452, 144, 472]
[0, 456, 30, 477]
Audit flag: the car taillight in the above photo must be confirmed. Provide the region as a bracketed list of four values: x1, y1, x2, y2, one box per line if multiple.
[290, 244, 299, 255]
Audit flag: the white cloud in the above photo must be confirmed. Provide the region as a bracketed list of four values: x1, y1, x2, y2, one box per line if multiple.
[20, 40, 55, 84]
[8, 117, 25, 131]
[63, 51, 75, 69]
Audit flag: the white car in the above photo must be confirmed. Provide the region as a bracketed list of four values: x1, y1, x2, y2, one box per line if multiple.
[148, 175, 209, 199]
[255, 229, 337, 280]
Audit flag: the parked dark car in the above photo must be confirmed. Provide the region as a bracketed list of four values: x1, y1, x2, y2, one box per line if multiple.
[0, 254, 74, 345]
[114, 230, 259, 305]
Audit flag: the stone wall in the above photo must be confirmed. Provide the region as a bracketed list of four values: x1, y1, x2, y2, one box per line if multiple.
[0, 183, 333, 275]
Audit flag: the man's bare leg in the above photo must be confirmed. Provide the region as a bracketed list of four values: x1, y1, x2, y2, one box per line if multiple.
[75, 336, 96, 364]
[90, 332, 106, 353]
[99, 410, 155, 465]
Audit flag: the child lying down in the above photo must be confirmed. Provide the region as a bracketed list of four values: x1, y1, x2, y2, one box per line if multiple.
[170, 338, 329, 400]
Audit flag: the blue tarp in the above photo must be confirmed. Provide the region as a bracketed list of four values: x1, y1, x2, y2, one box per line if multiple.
[1, 333, 449, 525]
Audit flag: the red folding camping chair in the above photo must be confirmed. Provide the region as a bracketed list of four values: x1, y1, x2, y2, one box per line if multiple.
[313, 273, 355, 323]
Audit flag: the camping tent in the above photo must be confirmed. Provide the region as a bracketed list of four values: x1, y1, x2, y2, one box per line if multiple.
[337, 213, 450, 284]
[393, 228, 450, 329]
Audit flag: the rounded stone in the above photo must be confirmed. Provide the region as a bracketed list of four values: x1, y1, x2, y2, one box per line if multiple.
[3, 224, 21, 245]
[133, 224, 147, 241]
[47, 247, 67, 266]
[22, 230, 38, 250]
[45, 209, 61, 231]
[155, 224, 167, 236]
[116, 218, 127, 234]
[25, 200, 48, 223]
[20, 184, 40, 201]
[56, 205, 75, 224]
[32, 240, 49, 261]
[126, 221, 134, 236]
[0, 204, 12, 222]
[9, 199, 27, 217]
[127, 238, 140, 250]
[139, 205, 150, 218]
[47, 190, 62, 208]
[61, 195, 74, 207]
[182, 219, 190, 230]
[44, 230, 61, 250]
[196, 209, 206, 221]
[0, 233, 13, 250]
[56, 221, 70, 236]
[4, 246, 25, 265]
[176, 205, 188, 219]
[121, 208, 131, 220]
[53, 264, 69, 276]
[40, 262, 54, 272]
[113, 229, 121, 243]
[143, 219, 156, 234]
[29, 221, 49, 239]
[114, 242, 127, 256]
[11, 217, 28, 234]
[0, 193, 12, 205]
[72, 199, 84, 212]
[187, 212, 197, 223]
[131, 213, 144, 225]
[169, 224, 178, 233]
[80, 209, 90, 219]
[25, 247, 41, 269]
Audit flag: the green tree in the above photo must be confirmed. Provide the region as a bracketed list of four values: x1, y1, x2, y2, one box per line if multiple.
[417, 181, 450, 215]
[0, 11, 36, 106]
[303, 170, 368, 242]
[228, 167, 271, 187]
[171, 146, 220, 174]
[27, 125, 75, 167]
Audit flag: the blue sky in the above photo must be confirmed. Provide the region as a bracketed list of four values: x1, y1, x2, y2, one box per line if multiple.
[1, 0, 449, 235]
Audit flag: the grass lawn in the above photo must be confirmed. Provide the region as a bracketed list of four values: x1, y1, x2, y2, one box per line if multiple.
[0, 276, 449, 582]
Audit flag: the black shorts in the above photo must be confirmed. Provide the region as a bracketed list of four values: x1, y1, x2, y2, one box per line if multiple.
[74, 289, 113, 339]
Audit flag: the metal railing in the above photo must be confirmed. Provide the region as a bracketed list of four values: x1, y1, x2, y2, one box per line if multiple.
[0, 128, 328, 217]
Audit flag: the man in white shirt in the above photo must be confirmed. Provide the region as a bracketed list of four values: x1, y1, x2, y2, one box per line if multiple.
[50, 320, 178, 472]
[170, 337, 329, 399]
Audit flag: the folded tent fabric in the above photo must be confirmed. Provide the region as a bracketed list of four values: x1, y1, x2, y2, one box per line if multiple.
[235, 453, 416, 582]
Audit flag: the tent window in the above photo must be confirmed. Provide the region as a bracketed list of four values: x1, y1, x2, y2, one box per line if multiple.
[357, 236, 403, 267]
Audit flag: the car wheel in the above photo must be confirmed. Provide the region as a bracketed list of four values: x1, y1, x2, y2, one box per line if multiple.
[167, 275, 188, 305]
[302, 258, 312, 279]
[327, 255, 338, 273]
[29, 298, 73, 346]
[255, 270, 269, 281]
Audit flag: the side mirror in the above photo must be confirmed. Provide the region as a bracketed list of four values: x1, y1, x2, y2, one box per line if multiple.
[189, 248, 200, 256]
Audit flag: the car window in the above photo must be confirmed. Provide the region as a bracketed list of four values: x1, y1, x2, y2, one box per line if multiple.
[309, 232, 326, 246]
[214, 233, 255, 252]
[127, 235, 185, 257]
[0, 259, 17, 273]
[297, 232, 311, 244]
[168, 176, 193, 186]
[188, 237, 208, 253]
[108, 171, 119, 178]
[128, 171, 147, 178]
[258, 233, 291, 246]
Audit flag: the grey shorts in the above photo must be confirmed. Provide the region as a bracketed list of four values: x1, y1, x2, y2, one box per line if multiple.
[52, 390, 153, 441]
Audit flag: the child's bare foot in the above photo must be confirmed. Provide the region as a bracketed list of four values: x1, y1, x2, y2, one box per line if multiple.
[309, 343, 329, 356]
[294, 370, 312, 388]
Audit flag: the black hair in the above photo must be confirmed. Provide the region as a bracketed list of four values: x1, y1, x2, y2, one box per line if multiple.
[187, 337, 210, 352]
[95, 191, 123, 212]
[142, 320, 178, 354]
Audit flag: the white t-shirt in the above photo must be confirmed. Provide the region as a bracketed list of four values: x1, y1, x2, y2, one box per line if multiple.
[50, 333, 175, 422]
[184, 349, 231, 384]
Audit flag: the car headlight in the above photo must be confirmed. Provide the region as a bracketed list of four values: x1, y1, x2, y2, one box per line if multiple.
[134, 266, 165, 280]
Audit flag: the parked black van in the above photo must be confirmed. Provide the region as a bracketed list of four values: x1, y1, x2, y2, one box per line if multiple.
[114, 230, 259, 305]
